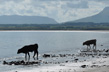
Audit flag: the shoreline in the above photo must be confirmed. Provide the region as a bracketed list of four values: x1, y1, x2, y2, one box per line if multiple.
[0, 30, 109, 32]
[6, 51, 109, 72]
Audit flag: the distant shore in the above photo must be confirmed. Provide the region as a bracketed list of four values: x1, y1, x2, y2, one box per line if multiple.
[0, 30, 109, 32]
[0, 22, 109, 30]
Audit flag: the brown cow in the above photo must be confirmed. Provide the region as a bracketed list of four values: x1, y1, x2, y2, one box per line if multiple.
[17, 44, 38, 61]
[83, 39, 96, 51]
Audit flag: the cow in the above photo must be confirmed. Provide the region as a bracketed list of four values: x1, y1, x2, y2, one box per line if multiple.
[83, 39, 96, 51]
[17, 44, 38, 61]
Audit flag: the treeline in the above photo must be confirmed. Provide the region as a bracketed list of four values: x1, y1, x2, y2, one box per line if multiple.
[0, 22, 109, 30]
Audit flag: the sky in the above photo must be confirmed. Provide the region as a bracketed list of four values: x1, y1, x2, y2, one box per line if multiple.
[0, 0, 109, 23]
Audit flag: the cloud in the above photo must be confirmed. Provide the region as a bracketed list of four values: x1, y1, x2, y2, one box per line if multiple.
[0, 0, 23, 3]
[94, 0, 109, 6]
[0, 0, 108, 22]
[66, 1, 89, 9]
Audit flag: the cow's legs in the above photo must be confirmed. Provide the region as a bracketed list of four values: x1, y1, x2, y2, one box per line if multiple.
[87, 46, 88, 51]
[95, 45, 96, 51]
[27, 52, 30, 61]
[89, 45, 91, 51]
[87, 45, 91, 51]
[33, 52, 36, 60]
[33, 51, 38, 60]
[93, 45, 95, 51]
[93, 45, 96, 51]
[36, 51, 38, 60]
[25, 53, 27, 61]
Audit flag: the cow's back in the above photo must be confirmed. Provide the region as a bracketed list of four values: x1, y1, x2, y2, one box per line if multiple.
[90, 39, 96, 45]
[83, 39, 96, 45]
[22, 44, 38, 53]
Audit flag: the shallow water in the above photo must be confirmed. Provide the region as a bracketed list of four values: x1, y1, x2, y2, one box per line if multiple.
[0, 31, 109, 72]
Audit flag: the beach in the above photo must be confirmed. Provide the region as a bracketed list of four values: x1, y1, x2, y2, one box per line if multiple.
[4, 50, 109, 72]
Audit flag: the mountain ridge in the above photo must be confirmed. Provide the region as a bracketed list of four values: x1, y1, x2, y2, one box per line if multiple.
[73, 7, 109, 23]
[0, 15, 58, 24]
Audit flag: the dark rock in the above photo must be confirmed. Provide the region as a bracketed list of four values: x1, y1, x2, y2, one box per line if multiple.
[103, 65, 106, 67]
[51, 55, 59, 57]
[43, 54, 51, 58]
[75, 59, 78, 61]
[21, 60, 25, 63]
[84, 60, 86, 61]
[44, 62, 48, 64]
[72, 54, 75, 56]
[3, 61, 8, 65]
[81, 65, 87, 68]
[3, 60, 40, 65]
[91, 65, 99, 68]
[92, 55, 95, 58]
[105, 50, 109, 52]
[59, 54, 66, 57]
[65, 61, 68, 63]
[74, 58, 79, 62]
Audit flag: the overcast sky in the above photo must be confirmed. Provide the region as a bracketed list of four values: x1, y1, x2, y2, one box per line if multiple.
[0, 0, 109, 23]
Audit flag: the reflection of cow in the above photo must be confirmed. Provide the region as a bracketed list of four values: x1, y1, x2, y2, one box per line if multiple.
[83, 39, 96, 51]
[17, 44, 38, 61]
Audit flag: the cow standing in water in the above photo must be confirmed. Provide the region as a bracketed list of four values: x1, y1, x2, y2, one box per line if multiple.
[83, 39, 96, 51]
[17, 44, 38, 61]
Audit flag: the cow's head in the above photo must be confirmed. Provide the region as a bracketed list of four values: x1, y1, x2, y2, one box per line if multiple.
[17, 49, 22, 54]
[83, 42, 86, 45]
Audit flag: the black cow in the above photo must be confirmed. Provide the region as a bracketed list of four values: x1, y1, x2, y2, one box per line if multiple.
[17, 44, 38, 61]
[83, 39, 96, 51]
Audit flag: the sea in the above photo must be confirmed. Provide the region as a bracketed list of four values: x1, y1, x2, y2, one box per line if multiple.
[0, 31, 109, 72]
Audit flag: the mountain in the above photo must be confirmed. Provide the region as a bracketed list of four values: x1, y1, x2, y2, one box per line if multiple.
[74, 7, 109, 23]
[0, 15, 58, 24]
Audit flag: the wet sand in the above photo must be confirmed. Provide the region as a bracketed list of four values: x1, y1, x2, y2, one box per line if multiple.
[5, 49, 109, 72]
[84, 67, 109, 72]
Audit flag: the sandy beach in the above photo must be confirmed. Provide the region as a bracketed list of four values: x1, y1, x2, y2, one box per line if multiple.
[5, 50, 109, 72]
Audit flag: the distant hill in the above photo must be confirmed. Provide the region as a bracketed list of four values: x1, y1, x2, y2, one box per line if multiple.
[0, 15, 58, 24]
[73, 7, 109, 23]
